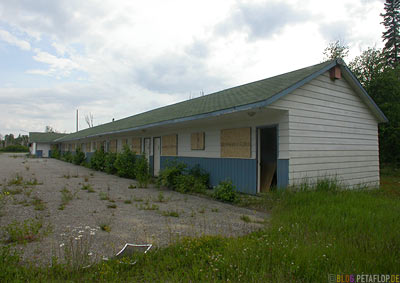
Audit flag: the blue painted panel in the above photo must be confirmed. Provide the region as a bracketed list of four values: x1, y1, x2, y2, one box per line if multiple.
[277, 159, 289, 189]
[36, 150, 43, 158]
[48, 150, 52, 157]
[160, 156, 257, 194]
[86, 152, 94, 163]
[149, 156, 154, 176]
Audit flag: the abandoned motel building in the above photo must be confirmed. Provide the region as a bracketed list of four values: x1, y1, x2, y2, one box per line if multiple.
[28, 59, 388, 194]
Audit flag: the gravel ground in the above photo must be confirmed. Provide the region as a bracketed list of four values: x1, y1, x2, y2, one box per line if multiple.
[0, 153, 268, 265]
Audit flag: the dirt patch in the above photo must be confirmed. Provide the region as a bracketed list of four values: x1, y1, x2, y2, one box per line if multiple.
[0, 153, 268, 265]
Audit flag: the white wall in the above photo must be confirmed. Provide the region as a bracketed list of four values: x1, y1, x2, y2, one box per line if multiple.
[36, 143, 51, 157]
[270, 71, 380, 188]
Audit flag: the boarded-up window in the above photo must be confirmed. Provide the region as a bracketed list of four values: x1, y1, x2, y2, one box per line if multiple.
[162, 134, 177, 156]
[221, 127, 251, 158]
[110, 140, 117, 153]
[191, 132, 205, 150]
[71, 144, 76, 151]
[86, 143, 91, 152]
[121, 138, 128, 149]
[132, 138, 141, 154]
[96, 141, 101, 151]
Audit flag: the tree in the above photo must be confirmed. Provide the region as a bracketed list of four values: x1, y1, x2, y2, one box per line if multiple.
[85, 113, 94, 128]
[381, 0, 400, 67]
[368, 67, 400, 165]
[45, 126, 56, 133]
[349, 47, 385, 91]
[322, 40, 349, 61]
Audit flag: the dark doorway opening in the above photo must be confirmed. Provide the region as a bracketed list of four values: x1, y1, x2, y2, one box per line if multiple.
[259, 127, 277, 192]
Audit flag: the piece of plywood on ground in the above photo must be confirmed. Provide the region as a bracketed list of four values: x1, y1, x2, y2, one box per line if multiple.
[191, 132, 205, 150]
[162, 134, 177, 156]
[260, 163, 276, 192]
[221, 127, 251, 158]
[132, 138, 141, 154]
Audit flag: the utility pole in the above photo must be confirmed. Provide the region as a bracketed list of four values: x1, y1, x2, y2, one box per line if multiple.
[76, 109, 79, 132]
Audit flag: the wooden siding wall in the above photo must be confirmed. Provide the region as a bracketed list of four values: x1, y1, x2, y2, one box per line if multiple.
[270, 71, 380, 187]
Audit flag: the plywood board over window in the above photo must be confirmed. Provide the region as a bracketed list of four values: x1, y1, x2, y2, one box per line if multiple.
[191, 132, 205, 150]
[221, 127, 251, 158]
[162, 134, 177, 156]
[121, 138, 128, 149]
[86, 143, 91, 152]
[96, 141, 101, 151]
[110, 140, 117, 153]
[131, 137, 141, 153]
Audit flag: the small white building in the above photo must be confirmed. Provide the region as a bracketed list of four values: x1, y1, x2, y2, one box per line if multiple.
[54, 59, 387, 193]
[29, 132, 67, 158]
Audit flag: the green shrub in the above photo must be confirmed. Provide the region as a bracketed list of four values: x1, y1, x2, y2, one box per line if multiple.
[213, 180, 238, 203]
[90, 148, 106, 171]
[104, 152, 117, 174]
[175, 174, 207, 194]
[114, 145, 136, 178]
[157, 161, 187, 189]
[135, 155, 151, 188]
[62, 151, 73, 163]
[51, 147, 61, 159]
[73, 147, 86, 165]
[0, 145, 28, 153]
[189, 164, 210, 188]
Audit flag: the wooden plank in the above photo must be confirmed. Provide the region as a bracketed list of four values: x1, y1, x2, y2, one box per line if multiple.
[132, 137, 141, 153]
[221, 127, 251, 158]
[191, 132, 205, 150]
[162, 134, 177, 156]
[110, 140, 117, 153]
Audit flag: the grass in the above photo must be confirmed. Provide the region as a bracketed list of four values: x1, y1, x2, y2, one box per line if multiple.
[124, 199, 132, 204]
[99, 192, 109, 201]
[137, 203, 159, 211]
[107, 204, 117, 209]
[161, 210, 180, 217]
[0, 172, 399, 282]
[81, 184, 95, 193]
[99, 224, 111, 232]
[31, 197, 46, 211]
[128, 184, 137, 189]
[2, 218, 47, 244]
[59, 187, 74, 210]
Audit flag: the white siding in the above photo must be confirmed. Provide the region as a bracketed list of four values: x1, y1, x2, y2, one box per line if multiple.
[270, 71, 380, 187]
[36, 143, 51, 158]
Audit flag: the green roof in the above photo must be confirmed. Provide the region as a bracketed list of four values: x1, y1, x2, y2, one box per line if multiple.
[29, 132, 67, 143]
[55, 60, 344, 142]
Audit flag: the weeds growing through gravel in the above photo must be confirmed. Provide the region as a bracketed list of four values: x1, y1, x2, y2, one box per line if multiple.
[99, 224, 111, 232]
[138, 203, 159, 211]
[81, 184, 95, 193]
[59, 187, 74, 210]
[8, 174, 23, 186]
[240, 215, 251, 223]
[161, 210, 179, 217]
[3, 218, 50, 244]
[99, 192, 109, 201]
[124, 199, 132, 204]
[107, 204, 117, 209]
[128, 184, 136, 189]
[31, 196, 46, 211]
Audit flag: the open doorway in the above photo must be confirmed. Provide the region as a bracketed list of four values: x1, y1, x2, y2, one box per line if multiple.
[258, 126, 277, 192]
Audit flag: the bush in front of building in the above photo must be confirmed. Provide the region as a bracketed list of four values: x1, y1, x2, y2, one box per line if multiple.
[62, 151, 73, 163]
[114, 145, 136, 179]
[104, 152, 117, 174]
[175, 174, 207, 193]
[134, 154, 151, 188]
[90, 148, 106, 171]
[212, 180, 239, 203]
[73, 147, 86, 165]
[158, 161, 210, 194]
[51, 147, 61, 159]
[157, 161, 187, 189]
[0, 145, 29, 152]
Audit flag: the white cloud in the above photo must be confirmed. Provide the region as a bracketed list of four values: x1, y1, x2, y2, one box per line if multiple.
[0, 29, 30, 50]
[0, 0, 387, 135]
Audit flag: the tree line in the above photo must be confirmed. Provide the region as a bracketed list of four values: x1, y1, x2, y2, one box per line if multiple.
[324, 0, 400, 166]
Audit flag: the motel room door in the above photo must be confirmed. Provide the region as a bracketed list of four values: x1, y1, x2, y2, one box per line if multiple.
[153, 137, 161, 176]
[258, 126, 278, 192]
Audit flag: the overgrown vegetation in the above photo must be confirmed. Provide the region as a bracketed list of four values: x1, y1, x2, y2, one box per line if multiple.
[2, 218, 48, 244]
[0, 145, 29, 153]
[134, 155, 151, 188]
[114, 145, 136, 178]
[212, 180, 239, 203]
[0, 174, 398, 282]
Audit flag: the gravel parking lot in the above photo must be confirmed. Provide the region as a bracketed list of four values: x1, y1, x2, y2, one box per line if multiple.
[0, 153, 268, 265]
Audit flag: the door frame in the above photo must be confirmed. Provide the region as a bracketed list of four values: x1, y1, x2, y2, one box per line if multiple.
[152, 137, 161, 176]
[256, 124, 279, 193]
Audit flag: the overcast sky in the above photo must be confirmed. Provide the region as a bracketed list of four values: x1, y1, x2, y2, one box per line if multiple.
[0, 0, 385, 136]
